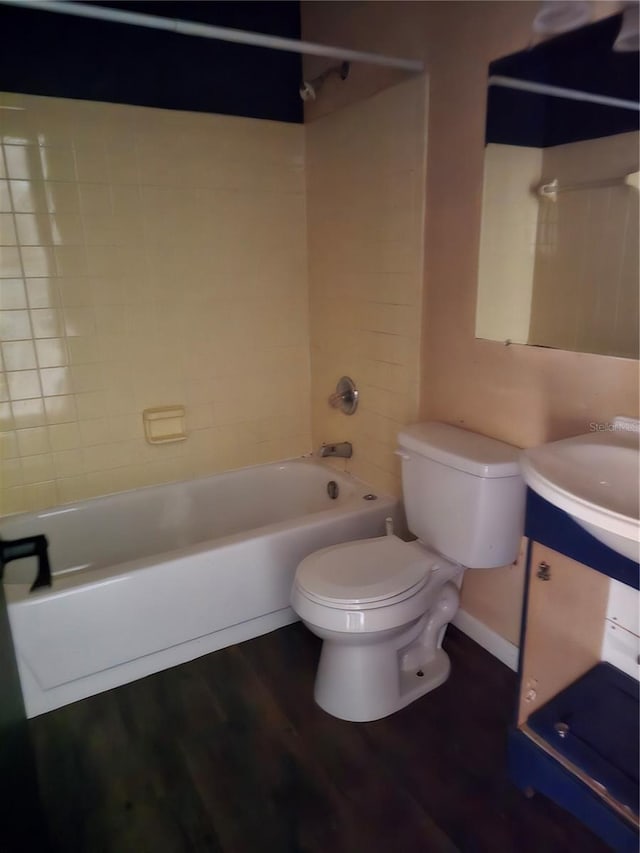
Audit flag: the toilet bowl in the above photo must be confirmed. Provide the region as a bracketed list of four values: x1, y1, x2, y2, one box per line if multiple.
[292, 535, 462, 721]
[291, 422, 526, 722]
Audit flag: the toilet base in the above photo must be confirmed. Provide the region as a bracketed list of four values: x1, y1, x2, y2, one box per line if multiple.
[314, 637, 451, 722]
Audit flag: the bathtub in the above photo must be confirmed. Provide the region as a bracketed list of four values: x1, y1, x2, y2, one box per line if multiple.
[1, 458, 399, 718]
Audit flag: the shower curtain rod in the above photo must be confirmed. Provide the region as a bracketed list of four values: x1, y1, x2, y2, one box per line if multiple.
[537, 172, 639, 199]
[0, 0, 425, 73]
[489, 75, 640, 112]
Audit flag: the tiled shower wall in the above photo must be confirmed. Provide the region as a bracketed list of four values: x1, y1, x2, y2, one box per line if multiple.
[529, 130, 639, 358]
[476, 143, 542, 345]
[0, 93, 310, 513]
[306, 77, 427, 495]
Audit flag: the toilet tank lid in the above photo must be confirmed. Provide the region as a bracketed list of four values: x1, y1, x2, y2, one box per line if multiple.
[397, 422, 521, 478]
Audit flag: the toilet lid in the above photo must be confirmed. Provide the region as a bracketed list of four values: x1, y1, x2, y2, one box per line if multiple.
[296, 536, 431, 605]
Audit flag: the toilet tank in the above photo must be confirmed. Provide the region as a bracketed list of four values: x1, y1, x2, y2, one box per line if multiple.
[397, 422, 525, 569]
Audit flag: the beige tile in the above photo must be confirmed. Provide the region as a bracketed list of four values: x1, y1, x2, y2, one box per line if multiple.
[21, 246, 56, 276]
[2, 339, 37, 370]
[81, 443, 120, 474]
[63, 306, 95, 337]
[11, 397, 45, 428]
[0, 371, 11, 402]
[4, 145, 34, 180]
[0, 485, 26, 515]
[0, 212, 16, 244]
[49, 212, 84, 246]
[25, 278, 58, 308]
[56, 475, 88, 504]
[0, 429, 18, 459]
[30, 307, 62, 338]
[0, 247, 22, 277]
[16, 426, 50, 456]
[1, 458, 23, 488]
[358, 330, 418, 366]
[54, 245, 88, 276]
[85, 245, 122, 277]
[22, 480, 58, 510]
[45, 181, 80, 214]
[0, 279, 27, 310]
[66, 336, 98, 364]
[35, 338, 68, 368]
[0, 109, 37, 145]
[39, 366, 72, 397]
[15, 213, 45, 246]
[74, 144, 109, 183]
[69, 362, 102, 394]
[48, 420, 80, 450]
[21, 453, 55, 484]
[78, 182, 112, 215]
[8, 180, 48, 213]
[53, 448, 84, 478]
[44, 394, 77, 425]
[0, 401, 14, 430]
[40, 147, 76, 182]
[110, 185, 140, 217]
[106, 144, 139, 184]
[0, 180, 10, 211]
[7, 369, 41, 400]
[79, 418, 111, 446]
[94, 305, 125, 336]
[75, 391, 107, 420]
[186, 403, 214, 431]
[104, 386, 136, 417]
[108, 413, 140, 442]
[0, 308, 31, 339]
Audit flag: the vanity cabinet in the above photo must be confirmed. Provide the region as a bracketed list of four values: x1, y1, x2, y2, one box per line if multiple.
[509, 490, 639, 851]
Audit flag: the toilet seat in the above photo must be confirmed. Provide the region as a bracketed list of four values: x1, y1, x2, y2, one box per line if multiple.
[295, 536, 433, 609]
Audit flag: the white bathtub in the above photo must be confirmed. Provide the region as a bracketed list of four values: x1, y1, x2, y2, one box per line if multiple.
[1, 458, 399, 718]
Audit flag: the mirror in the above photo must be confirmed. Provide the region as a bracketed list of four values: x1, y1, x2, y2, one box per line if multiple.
[476, 14, 639, 359]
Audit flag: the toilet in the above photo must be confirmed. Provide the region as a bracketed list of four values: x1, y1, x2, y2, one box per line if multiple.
[291, 422, 526, 722]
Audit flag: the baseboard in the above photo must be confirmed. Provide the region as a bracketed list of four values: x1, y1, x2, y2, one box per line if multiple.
[452, 608, 519, 672]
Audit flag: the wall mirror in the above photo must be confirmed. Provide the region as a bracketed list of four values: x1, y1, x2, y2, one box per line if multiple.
[475, 14, 639, 359]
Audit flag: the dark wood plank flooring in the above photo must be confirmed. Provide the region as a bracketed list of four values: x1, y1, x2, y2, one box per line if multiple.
[29, 624, 610, 853]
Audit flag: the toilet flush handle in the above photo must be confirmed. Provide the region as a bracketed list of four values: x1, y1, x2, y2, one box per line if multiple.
[394, 450, 411, 461]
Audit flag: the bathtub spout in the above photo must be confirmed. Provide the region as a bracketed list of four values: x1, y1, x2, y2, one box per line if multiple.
[320, 442, 352, 459]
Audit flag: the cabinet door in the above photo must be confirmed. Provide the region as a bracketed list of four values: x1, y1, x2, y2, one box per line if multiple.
[518, 542, 610, 726]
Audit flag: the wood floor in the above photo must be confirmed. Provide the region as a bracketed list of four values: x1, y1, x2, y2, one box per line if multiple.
[29, 624, 610, 853]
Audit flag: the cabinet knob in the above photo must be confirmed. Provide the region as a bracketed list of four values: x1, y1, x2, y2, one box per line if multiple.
[536, 560, 551, 581]
[554, 721, 570, 739]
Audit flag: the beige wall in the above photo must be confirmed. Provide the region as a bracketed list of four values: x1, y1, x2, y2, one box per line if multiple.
[302, 1, 639, 646]
[0, 93, 310, 514]
[529, 131, 639, 359]
[306, 76, 427, 496]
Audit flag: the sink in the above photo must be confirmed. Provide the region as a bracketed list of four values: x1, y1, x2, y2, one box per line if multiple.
[520, 417, 640, 562]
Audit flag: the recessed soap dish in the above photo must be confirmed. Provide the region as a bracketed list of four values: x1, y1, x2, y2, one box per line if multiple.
[143, 406, 187, 444]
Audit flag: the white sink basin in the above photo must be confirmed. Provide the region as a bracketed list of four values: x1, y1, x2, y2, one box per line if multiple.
[520, 418, 640, 563]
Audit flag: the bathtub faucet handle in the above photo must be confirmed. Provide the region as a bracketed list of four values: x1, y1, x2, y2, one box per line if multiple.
[328, 377, 359, 415]
[0, 535, 52, 592]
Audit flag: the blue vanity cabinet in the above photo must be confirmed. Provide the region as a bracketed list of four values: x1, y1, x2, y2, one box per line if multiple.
[508, 493, 639, 851]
